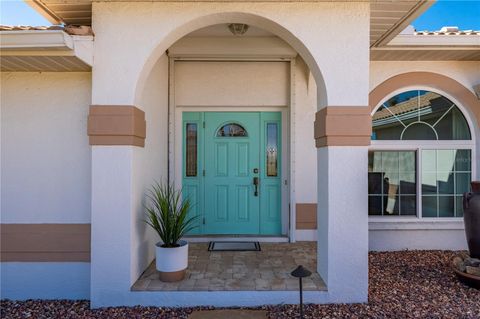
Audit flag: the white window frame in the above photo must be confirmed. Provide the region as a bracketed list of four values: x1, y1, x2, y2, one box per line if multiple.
[369, 87, 476, 223]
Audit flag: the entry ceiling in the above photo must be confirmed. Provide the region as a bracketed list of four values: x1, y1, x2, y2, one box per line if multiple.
[28, 0, 433, 48]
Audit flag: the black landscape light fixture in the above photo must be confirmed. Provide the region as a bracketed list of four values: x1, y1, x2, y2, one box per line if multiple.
[291, 265, 312, 319]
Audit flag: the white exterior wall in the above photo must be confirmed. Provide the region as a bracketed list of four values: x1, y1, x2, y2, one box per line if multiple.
[90, 55, 169, 302]
[368, 61, 480, 251]
[294, 57, 318, 204]
[91, 1, 369, 108]
[1, 72, 91, 223]
[1, 263, 90, 300]
[174, 61, 290, 107]
[370, 61, 480, 94]
[0, 72, 92, 299]
[131, 54, 169, 282]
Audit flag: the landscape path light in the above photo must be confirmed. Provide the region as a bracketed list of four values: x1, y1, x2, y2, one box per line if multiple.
[291, 265, 312, 319]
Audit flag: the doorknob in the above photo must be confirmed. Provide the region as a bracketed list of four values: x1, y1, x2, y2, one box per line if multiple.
[253, 177, 259, 196]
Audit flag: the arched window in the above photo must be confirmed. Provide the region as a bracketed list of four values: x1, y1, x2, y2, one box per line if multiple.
[216, 123, 248, 137]
[369, 90, 473, 218]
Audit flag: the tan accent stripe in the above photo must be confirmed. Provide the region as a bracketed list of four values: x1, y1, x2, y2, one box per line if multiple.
[314, 106, 371, 147]
[88, 105, 146, 147]
[1, 224, 91, 262]
[296, 203, 317, 230]
[158, 269, 187, 282]
[369, 72, 480, 124]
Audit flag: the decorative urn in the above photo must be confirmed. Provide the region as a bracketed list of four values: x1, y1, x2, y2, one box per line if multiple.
[463, 181, 480, 258]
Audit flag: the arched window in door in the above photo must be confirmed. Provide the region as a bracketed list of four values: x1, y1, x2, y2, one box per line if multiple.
[216, 123, 248, 137]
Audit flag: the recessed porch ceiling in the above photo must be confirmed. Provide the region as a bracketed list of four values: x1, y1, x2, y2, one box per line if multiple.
[29, 0, 433, 48]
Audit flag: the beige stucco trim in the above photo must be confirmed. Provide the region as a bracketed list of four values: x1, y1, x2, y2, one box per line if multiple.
[296, 203, 317, 230]
[0, 224, 91, 262]
[369, 72, 480, 126]
[88, 105, 146, 147]
[314, 106, 371, 147]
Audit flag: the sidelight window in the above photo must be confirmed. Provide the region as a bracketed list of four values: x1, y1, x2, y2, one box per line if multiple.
[266, 123, 278, 177]
[185, 123, 197, 177]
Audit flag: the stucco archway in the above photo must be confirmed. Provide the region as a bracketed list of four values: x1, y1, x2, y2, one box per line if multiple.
[369, 70, 480, 180]
[90, 4, 371, 307]
[133, 11, 327, 109]
[369, 72, 480, 130]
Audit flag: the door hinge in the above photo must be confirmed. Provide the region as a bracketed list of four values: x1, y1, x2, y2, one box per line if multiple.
[203, 121, 205, 128]
[203, 217, 206, 225]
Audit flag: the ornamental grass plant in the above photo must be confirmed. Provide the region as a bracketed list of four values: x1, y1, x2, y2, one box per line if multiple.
[144, 181, 198, 248]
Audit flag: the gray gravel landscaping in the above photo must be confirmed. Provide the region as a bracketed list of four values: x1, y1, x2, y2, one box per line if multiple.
[1, 251, 479, 319]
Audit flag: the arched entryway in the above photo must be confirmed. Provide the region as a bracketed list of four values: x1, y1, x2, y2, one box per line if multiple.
[89, 3, 371, 307]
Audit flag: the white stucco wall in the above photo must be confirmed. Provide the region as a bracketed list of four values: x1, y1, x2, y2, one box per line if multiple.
[90, 54, 169, 304]
[369, 221, 467, 251]
[1, 72, 91, 223]
[91, 1, 370, 109]
[175, 61, 289, 107]
[1, 262, 90, 300]
[131, 54, 169, 283]
[294, 56, 318, 204]
[370, 61, 480, 94]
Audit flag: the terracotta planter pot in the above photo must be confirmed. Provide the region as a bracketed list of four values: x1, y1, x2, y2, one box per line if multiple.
[155, 240, 188, 282]
[463, 182, 480, 258]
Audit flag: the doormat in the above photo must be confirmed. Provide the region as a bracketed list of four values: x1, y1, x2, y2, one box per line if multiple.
[208, 241, 261, 251]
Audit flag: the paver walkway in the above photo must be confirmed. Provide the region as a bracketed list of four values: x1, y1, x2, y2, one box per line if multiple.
[132, 242, 326, 291]
[188, 310, 267, 319]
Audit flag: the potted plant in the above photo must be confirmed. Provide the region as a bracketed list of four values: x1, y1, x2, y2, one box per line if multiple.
[144, 181, 198, 282]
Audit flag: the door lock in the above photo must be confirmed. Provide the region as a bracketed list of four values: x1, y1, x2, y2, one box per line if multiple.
[253, 177, 259, 196]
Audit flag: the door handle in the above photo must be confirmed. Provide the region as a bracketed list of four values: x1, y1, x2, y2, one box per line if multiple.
[253, 177, 259, 196]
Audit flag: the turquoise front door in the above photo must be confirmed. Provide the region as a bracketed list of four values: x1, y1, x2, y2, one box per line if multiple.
[183, 112, 282, 235]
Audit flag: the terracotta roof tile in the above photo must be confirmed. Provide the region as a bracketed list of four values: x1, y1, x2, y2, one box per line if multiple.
[373, 92, 441, 121]
[415, 28, 479, 36]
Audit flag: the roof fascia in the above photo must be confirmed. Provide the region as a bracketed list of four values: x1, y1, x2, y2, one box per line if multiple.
[0, 30, 73, 50]
[0, 31, 93, 66]
[372, 0, 435, 48]
[388, 34, 480, 47]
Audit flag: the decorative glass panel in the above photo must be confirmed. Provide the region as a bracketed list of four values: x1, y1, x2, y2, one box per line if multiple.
[421, 149, 471, 217]
[372, 90, 471, 140]
[266, 123, 278, 177]
[368, 151, 417, 216]
[216, 123, 247, 137]
[185, 123, 197, 177]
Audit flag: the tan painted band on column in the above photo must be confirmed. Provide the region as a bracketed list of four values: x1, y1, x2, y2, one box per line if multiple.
[0, 224, 91, 262]
[369, 72, 480, 124]
[158, 269, 187, 282]
[296, 203, 317, 230]
[314, 106, 371, 148]
[88, 105, 146, 147]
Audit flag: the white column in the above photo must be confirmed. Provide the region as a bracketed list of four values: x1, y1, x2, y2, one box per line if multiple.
[90, 146, 134, 307]
[317, 146, 369, 303]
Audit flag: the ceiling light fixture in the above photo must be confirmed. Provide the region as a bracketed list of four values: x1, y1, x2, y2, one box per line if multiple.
[228, 23, 249, 36]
